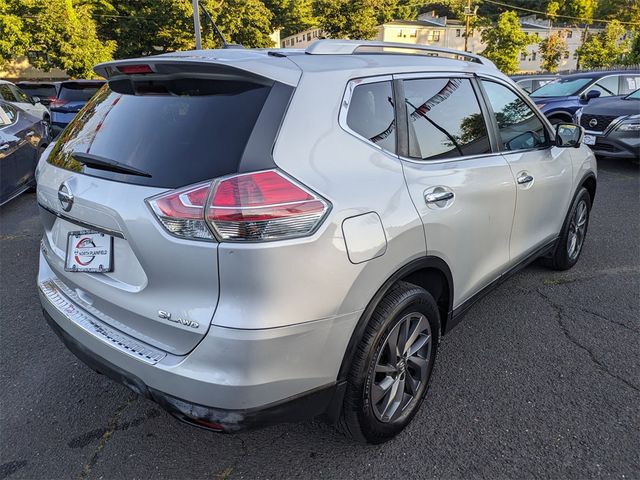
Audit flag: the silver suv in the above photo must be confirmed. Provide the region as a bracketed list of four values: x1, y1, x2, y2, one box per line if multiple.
[37, 40, 596, 444]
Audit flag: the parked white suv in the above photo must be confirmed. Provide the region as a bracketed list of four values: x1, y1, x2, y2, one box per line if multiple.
[36, 40, 596, 443]
[0, 80, 49, 126]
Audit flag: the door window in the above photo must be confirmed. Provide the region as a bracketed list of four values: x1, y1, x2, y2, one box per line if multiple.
[403, 78, 491, 160]
[345, 81, 396, 153]
[481, 80, 549, 152]
[591, 76, 619, 97]
[9, 85, 31, 103]
[0, 84, 18, 102]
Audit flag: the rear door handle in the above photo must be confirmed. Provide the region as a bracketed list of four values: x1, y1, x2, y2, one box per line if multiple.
[425, 191, 454, 203]
[517, 174, 534, 185]
[0, 144, 10, 151]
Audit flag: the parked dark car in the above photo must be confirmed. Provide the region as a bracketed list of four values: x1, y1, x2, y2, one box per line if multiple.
[530, 70, 640, 124]
[50, 80, 104, 136]
[575, 89, 640, 159]
[510, 74, 558, 93]
[16, 81, 61, 107]
[0, 100, 48, 205]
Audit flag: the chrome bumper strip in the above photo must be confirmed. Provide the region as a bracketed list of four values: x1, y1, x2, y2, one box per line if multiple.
[39, 279, 166, 364]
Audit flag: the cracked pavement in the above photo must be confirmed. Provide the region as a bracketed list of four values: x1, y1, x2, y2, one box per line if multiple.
[1, 157, 638, 479]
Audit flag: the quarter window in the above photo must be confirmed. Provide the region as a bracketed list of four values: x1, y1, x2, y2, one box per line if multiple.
[403, 78, 491, 160]
[481, 80, 549, 152]
[345, 81, 396, 153]
[619, 75, 640, 95]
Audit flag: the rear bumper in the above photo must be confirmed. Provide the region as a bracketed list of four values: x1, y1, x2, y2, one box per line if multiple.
[38, 251, 356, 430]
[42, 309, 343, 431]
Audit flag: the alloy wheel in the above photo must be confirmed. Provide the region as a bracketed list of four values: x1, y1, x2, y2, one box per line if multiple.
[371, 312, 432, 423]
[567, 199, 588, 260]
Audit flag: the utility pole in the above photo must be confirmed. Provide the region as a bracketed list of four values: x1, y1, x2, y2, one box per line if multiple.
[464, 0, 471, 52]
[193, 0, 202, 50]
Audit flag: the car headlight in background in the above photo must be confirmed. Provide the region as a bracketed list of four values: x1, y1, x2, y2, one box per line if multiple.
[574, 107, 583, 124]
[615, 114, 640, 132]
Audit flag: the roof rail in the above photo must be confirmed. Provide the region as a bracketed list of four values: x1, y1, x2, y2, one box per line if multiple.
[306, 40, 494, 66]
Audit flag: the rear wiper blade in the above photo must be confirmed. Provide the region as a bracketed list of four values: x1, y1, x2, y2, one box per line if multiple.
[72, 152, 152, 178]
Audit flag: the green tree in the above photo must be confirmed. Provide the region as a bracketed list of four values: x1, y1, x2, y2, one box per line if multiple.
[314, 0, 406, 39]
[5, 0, 115, 77]
[481, 11, 536, 74]
[625, 31, 640, 65]
[575, 20, 630, 68]
[216, 0, 274, 47]
[0, 1, 29, 66]
[539, 31, 568, 72]
[264, 0, 317, 38]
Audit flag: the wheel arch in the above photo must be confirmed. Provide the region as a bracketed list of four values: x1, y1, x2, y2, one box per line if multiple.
[579, 172, 597, 204]
[336, 256, 453, 384]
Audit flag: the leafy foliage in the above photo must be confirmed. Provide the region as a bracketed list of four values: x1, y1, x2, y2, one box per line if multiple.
[539, 31, 568, 72]
[3, 0, 115, 77]
[481, 11, 536, 74]
[575, 20, 631, 68]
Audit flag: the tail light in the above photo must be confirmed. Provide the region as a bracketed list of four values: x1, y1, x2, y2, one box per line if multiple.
[148, 170, 330, 242]
[49, 99, 69, 108]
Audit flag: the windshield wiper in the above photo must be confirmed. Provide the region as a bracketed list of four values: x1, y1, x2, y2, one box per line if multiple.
[72, 152, 152, 178]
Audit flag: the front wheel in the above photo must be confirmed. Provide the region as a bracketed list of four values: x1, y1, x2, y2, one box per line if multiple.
[543, 187, 591, 270]
[337, 282, 440, 444]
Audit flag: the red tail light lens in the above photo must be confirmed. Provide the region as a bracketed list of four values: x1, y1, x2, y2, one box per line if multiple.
[49, 99, 68, 108]
[148, 182, 214, 240]
[148, 170, 329, 242]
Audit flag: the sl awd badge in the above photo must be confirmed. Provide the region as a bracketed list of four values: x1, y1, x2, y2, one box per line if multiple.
[158, 310, 199, 329]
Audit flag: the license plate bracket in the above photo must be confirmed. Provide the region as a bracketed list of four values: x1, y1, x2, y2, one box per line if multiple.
[65, 230, 113, 273]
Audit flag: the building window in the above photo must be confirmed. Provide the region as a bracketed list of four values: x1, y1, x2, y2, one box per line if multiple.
[426, 31, 440, 42]
[409, 29, 417, 38]
[566, 30, 573, 38]
[307, 33, 311, 41]
[281, 41, 285, 48]
[531, 51, 537, 61]
[521, 52, 527, 61]
[564, 51, 570, 59]
[456, 29, 461, 37]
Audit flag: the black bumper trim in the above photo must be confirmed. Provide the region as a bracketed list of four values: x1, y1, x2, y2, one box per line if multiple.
[43, 309, 343, 432]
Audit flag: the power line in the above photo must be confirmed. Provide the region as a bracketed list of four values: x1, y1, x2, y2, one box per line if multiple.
[401, 0, 640, 27]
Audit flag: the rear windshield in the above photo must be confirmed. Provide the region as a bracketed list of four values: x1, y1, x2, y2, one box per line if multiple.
[47, 81, 272, 188]
[58, 84, 103, 101]
[18, 85, 57, 98]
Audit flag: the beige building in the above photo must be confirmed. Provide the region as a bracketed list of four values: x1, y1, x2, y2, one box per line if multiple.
[280, 27, 324, 49]
[281, 14, 604, 73]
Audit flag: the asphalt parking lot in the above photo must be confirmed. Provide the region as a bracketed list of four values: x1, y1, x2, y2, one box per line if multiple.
[1, 157, 638, 480]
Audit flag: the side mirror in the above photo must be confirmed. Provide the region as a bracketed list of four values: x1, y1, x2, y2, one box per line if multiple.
[555, 123, 583, 148]
[583, 89, 601, 102]
[31, 96, 41, 105]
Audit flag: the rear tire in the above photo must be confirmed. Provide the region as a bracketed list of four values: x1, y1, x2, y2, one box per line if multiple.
[542, 187, 591, 270]
[337, 282, 440, 444]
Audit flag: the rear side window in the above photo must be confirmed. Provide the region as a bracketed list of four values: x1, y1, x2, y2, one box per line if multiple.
[58, 84, 102, 101]
[403, 78, 491, 160]
[47, 81, 272, 188]
[345, 81, 396, 153]
[19, 85, 57, 98]
[10, 85, 30, 103]
[481, 80, 549, 152]
[620, 75, 640, 95]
